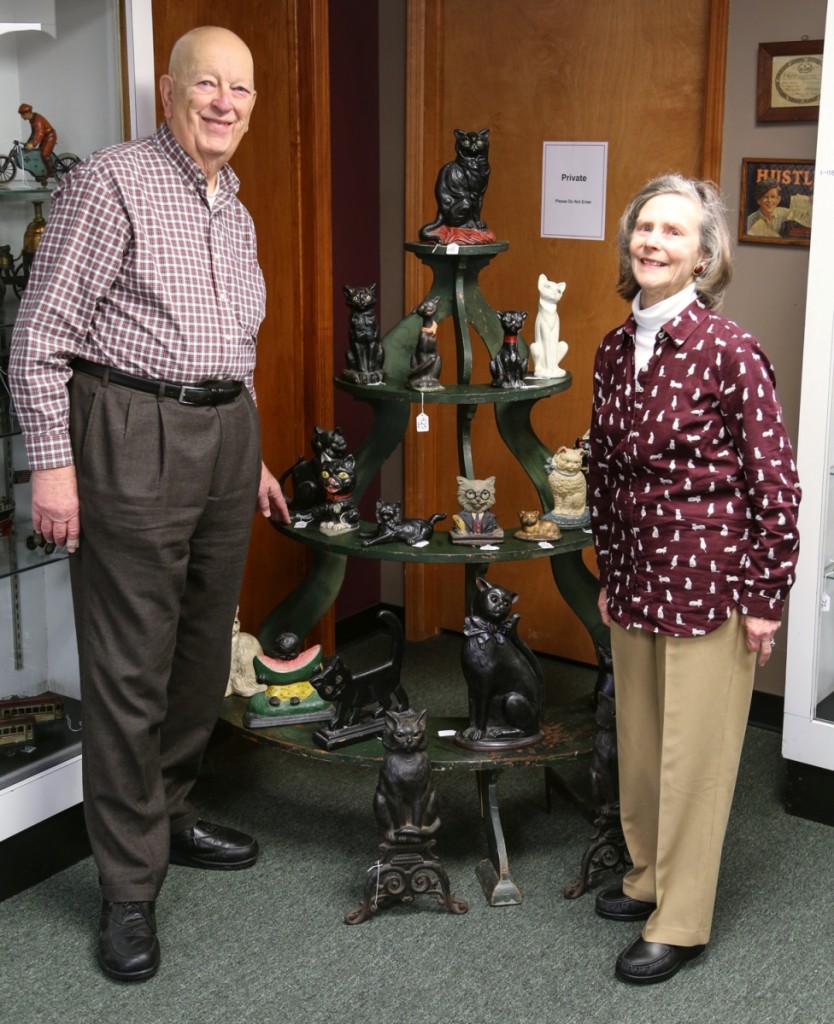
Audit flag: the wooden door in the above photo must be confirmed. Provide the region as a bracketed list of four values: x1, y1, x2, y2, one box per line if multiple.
[403, 0, 728, 662]
[150, 0, 335, 645]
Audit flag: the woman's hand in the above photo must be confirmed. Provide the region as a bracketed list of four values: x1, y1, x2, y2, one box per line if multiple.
[742, 614, 781, 666]
[598, 587, 611, 627]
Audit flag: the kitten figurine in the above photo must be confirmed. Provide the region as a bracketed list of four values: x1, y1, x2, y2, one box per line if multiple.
[458, 577, 545, 748]
[529, 274, 568, 379]
[451, 475, 504, 545]
[407, 296, 443, 391]
[342, 283, 385, 385]
[360, 498, 446, 547]
[419, 129, 496, 246]
[489, 310, 528, 389]
[373, 708, 440, 842]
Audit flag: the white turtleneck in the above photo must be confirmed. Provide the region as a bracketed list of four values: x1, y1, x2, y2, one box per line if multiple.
[631, 283, 698, 375]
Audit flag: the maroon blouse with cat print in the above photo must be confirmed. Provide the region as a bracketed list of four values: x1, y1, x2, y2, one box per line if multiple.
[588, 299, 801, 638]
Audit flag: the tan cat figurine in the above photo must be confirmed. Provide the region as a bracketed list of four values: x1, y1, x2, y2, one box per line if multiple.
[514, 509, 562, 542]
[544, 446, 590, 527]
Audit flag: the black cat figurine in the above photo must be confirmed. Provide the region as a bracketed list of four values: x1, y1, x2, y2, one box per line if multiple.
[419, 129, 496, 246]
[457, 577, 545, 748]
[294, 452, 360, 535]
[407, 296, 443, 391]
[311, 610, 408, 747]
[489, 310, 528, 389]
[279, 426, 348, 511]
[373, 708, 440, 843]
[342, 283, 385, 385]
[360, 498, 446, 547]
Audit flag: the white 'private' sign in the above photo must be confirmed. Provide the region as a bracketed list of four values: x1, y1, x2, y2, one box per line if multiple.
[541, 141, 608, 240]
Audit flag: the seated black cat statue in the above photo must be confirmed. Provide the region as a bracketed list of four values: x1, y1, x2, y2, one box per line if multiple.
[345, 706, 468, 924]
[360, 498, 446, 548]
[407, 296, 443, 391]
[373, 708, 440, 843]
[489, 310, 529, 389]
[279, 425, 348, 512]
[342, 283, 385, 385]
[457, 577, 545, 750]
[310, 610, 408, 749]
[419, 128, 497, 246]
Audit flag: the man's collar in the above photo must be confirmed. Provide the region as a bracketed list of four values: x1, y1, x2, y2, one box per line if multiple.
[153, 122, 240, 198]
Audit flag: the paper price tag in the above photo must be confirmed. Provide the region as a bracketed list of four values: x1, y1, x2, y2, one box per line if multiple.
[446, 243, 460, 255]
[416, 411, 430, 432]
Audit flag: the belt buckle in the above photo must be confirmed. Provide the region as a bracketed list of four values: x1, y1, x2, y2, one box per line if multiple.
[177, 385, 200, 405]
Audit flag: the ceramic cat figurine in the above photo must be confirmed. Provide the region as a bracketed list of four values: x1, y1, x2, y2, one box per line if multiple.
[543, 446, 590, 527]
[360, 498, 446, 547]
[490, 310, 528, 389]
[451, 474, 503, 544]
[408, 296, 443, 391]
[458, 578, 545, 747]
[514, 509, 562, 543]
[373, 708, 440, 842]
[279, 426, 348, 511]
[529, 274, 568, 379]
[343, 283, 384, 385]
[419, 129, 495, 245]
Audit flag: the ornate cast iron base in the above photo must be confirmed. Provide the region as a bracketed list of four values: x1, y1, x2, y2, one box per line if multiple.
[345, 839, 468, 924]
[313, 717, 385, 750]
[563, 808, 631, 899]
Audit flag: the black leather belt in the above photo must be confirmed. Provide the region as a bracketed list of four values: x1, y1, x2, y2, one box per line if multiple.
[70, 358, 243, 407]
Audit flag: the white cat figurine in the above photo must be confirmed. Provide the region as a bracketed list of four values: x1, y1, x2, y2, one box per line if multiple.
[530, 274, 568, 379]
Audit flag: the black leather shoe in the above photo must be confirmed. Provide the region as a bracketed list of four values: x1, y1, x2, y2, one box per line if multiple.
[615, 935, 705, 984]
[595, 886, 656, 921]
[98, 901, 159, 982]
[169, 819, 258, 870]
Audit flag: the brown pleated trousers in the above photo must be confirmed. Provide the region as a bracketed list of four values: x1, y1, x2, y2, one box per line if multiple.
[68, 371, 261, 902]
[610, 611, 757, 946]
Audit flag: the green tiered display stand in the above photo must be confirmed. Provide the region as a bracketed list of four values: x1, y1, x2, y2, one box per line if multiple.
[227, 241, 625, 905]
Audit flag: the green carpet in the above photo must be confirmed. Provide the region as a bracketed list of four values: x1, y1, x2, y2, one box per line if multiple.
[2, 632, 833, 1024]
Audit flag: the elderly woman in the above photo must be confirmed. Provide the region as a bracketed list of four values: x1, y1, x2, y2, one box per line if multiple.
[587, 175, 800, 984]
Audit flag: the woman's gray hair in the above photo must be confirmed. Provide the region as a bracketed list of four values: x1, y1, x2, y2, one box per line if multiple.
[616, 174, 733, 310]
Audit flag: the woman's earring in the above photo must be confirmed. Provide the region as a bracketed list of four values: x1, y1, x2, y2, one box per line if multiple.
[693, 263, 705, 276]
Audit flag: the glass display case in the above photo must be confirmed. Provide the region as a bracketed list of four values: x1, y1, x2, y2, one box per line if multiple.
[0, 0, 154, 840]
[782, 3, 834, 821]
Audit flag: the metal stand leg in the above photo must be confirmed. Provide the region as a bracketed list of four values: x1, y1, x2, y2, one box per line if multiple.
[475, 767, 522, 905]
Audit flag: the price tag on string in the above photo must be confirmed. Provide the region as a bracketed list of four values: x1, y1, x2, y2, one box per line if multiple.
[416, 394, 429, 433]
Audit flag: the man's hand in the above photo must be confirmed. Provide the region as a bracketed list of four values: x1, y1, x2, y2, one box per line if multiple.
[32, 466, 80, 552]
[742, 614, 781, 667]
[257, 463, 290, 523]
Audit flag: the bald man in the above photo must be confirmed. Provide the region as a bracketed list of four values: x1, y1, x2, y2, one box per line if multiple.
[10, 26, 289, 982]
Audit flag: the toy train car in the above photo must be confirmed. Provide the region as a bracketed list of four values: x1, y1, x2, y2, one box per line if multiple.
[0, 716, 35, 752]
[0, 693, 64, 725]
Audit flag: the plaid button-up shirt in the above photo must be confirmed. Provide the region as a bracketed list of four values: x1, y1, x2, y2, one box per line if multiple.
[9, 123, 266, 470]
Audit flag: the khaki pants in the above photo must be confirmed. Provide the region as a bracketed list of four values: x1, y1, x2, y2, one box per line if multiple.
[610, 611, 756, 946]
[68, 371, 261, 903]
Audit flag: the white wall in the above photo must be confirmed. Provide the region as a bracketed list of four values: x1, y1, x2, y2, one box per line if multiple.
[720, 0, 826, 694]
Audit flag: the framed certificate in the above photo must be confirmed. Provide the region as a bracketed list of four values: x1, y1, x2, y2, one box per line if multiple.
[756, 40, 823, 122]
